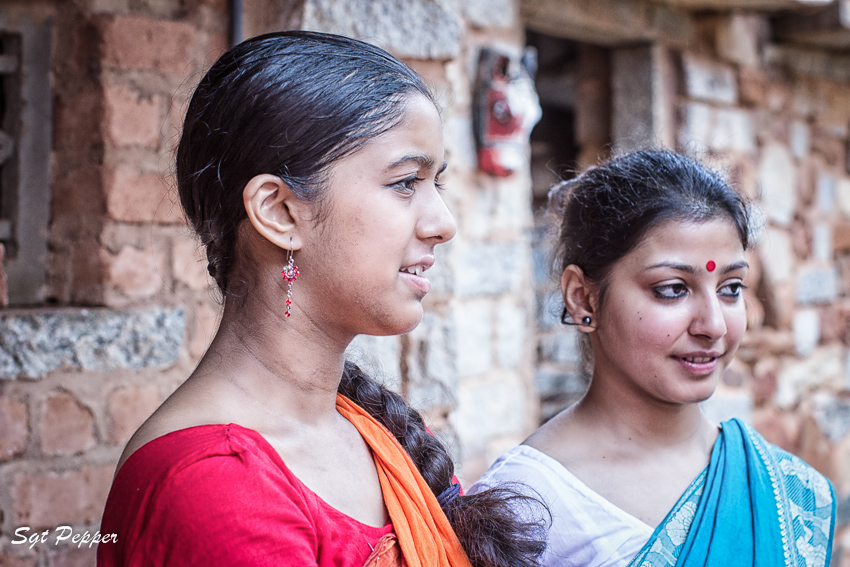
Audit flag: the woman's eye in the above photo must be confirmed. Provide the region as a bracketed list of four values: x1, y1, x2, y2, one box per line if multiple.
[719, 282, 746, 297]
[654, 283, 688, 299]
[392, 175, 423, 194]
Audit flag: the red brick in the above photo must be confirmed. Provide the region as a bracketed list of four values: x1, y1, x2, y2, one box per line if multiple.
[752, 406, 799, 453]
[54, 88, 104, 151]
[40, 391, 95, 456]
[0, 553, 37, 567]
[172, 235, 212, 291]
[70, 236, 107, 306]
[835, 221, 850, 253]
[14, 465, 114, 529]
[0, 395, 28, 461]
[101, 245, 165, 299]
[51, 165, 107, 220]
[103, 83, 162, 148]
[105, 167, 183, 224]
[47, 544, 97, 567]
[99, 15, 195, 74]
[107, 384, 160, 444]
[752, 357, 779, 406]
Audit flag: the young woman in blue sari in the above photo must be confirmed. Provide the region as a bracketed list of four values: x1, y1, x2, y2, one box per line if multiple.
[472, 150, 836, 567]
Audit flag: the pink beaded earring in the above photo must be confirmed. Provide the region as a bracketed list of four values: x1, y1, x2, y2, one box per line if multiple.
[281, 240, 299, 318]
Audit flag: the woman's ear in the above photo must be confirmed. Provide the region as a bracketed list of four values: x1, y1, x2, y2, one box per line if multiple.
[242, 174, 304, 251]
[560, 265, 597, 332]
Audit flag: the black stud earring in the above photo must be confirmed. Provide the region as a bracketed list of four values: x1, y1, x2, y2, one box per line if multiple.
[581, 316, 591, 326]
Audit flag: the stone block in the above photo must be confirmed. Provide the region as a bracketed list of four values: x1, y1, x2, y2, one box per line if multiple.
[0, 307, 184, 379]
[40, 391, 95, 456]
[752, 406, 799, 453]
[757, 143, 797, 227]
[46, 546, 97, 567]
[716, 13, 762, 68]
[406, 312, 457, 410]
[679, 103, 755, 154]
[103, 84, 163, 148]
[537, 290, 563, 330]
[453, 376, 525, 442]
[301, 0, 462, 59]
[796, 266, 839, 305]
[793, 308, 820, 357]
[752, 356, 779, 405]
[758, 227, 794, 285]
[776, 345, 844, 408]
[108, 384, 160, 444]
[106, 167, 183, 224]
[837, 177, 850, 216]
[816, 172, 836, 213]
[812, 224, 832, 263]
[102, 245, 166, 300]
[346, 334, 402, 391]
[540, 330, 582, 366]
[495, 301, 526, 370]
[681, 53, 737, 104]
[172, 235, 213, 291]
[0, 395, 28, 461]
[14, 465, 113, 529]
[700, 386, 752, 424]
[812, 393, 850, 444]
[739, 67, 768, 107]
[455, 241, 525, 298]
[454, 301, 492, 377]
[99, 14, 195, 74]
[0, 243, 6, 307]
[461, 0, 516, 28]
[536, 369, 587, 399]
[790, 119, 811, 159]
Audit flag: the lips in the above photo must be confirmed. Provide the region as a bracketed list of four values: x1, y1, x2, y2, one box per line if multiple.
[673, 352, 723, 375]
[399, 257, 434, 296]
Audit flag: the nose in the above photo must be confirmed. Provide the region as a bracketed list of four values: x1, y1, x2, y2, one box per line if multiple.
[689, 292, 727, 341]
[418, 187, 457, 243]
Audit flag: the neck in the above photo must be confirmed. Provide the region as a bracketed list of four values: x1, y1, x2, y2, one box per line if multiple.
[574, 373, 717, 451]
[193, 288, 355, 427]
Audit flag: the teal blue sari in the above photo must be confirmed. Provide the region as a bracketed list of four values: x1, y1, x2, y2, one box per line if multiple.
[629, 419, 835, 567]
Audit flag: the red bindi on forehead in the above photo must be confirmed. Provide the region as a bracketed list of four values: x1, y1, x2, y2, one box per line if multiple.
[706, 261, 716, 272]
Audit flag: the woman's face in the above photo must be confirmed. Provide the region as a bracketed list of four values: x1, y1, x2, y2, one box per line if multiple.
[296, 95, 455, 338]
[587, 218, 748, 407]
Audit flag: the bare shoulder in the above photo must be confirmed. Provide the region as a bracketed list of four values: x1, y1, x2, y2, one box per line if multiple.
[524, 406, 590, 468]
[115, 378, 231, 474]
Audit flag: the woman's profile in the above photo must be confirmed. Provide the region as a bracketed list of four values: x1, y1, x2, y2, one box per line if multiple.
[97, 31, 545, 567]
[472, 150, 835, 567]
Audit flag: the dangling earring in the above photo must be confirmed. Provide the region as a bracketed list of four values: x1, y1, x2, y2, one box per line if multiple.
[281, 240, 299, 318]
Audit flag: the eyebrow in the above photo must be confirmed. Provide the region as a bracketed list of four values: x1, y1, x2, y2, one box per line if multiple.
[384, 153, 444, 172]
[645, 260, 750, 274]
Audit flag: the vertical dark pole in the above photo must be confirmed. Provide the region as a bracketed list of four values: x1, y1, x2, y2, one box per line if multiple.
[229, 0, 244, 46]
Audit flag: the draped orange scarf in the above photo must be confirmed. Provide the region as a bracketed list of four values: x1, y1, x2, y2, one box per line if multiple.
[336, 394, 473, 567]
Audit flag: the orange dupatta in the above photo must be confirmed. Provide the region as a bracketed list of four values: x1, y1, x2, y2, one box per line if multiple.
[336, 394, 473, 567]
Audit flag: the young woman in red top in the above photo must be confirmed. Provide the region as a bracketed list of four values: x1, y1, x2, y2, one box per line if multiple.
[97, 31, 546, 567]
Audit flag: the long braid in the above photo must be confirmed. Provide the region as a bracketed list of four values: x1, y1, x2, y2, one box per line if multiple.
[338, 361, 549, 567]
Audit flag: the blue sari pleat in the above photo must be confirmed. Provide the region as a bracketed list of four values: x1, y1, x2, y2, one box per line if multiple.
[630, 419, 834, 567]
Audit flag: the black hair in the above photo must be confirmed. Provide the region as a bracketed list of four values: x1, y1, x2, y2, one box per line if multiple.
[551, 149, 752, 317]
[176, 31, 547, 567]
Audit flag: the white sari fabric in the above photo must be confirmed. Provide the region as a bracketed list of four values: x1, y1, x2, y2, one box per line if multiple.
[469, 445, 654, 567]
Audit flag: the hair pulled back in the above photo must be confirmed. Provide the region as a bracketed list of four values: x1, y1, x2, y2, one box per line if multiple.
[551, 149, 752, 313]
[177, 30, 431, 293]
[176, 31, 547, 567]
